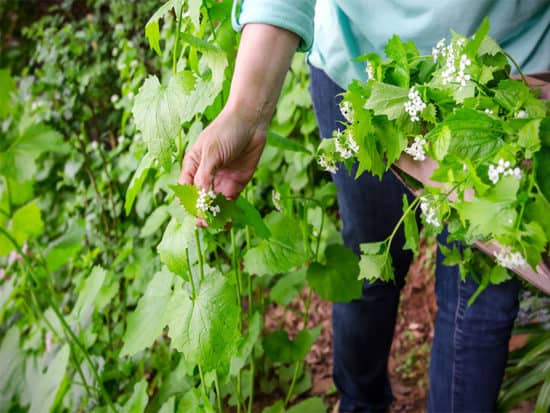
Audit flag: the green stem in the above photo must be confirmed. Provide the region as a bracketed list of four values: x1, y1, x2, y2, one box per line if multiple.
[214, 372, 223, 413]
[185, 248, 197, 298]
[230, 228, 243, 311]
[0, 228, 116, 412]
[172, 4, 185, 74]
[195, 228, 205, 284]
[503, 50, 528, 85]
[247, 362, 255, 413]
[315, 210, 325, 261]
[284, 287, 314, 406]
[198, 364, 209, 404]
[386, 196, 421, 253]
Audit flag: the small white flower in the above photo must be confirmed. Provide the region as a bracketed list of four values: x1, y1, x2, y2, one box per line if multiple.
[340, 101, 354, 123]
[366, 61, 375, 78]
[7, 251, 22, 266]
[432, 38, 446, 62]
[196, 188, 220, 218]
[272, 190, 282, 211]
[494, 246, 528, 270]
[91, 141, 98, 151]
[112, 47, 119, 57]
[127, 91, 134, 100]
[420, 197, 441, 227]
[484, 108, 494, 115]
[404, 136, 427, 161]
[488, 159, 521, 184]
[117, 135, 125, 144]
[335, 129, 359, 159]
[110, 94, 119, 103]
[404, 86, 426, 122]
[130, 60, 138, 68]
[516, 110, 528, 118]
[318, 154, 338, 174]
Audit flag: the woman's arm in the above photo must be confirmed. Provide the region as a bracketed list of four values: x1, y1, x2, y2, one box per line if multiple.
[179, 23, 300, 199]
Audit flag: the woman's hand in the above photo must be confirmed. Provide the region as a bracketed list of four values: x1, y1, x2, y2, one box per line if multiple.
[178, 23, 300, 199]
[178, 105, 267, 200]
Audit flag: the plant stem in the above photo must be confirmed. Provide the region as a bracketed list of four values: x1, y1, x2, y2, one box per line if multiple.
[198, 364, 209, 404]
[284, 287, 314, 406]
[185, 247, 197, 298]
[230, 228, 243, 311]
[0, 228, 116, 412]
[214, 372, 223, 413]
[386, 196, 420, 253]
[195, 228, 205, 283]
[172, 4, 184, 74]
[503, 50, 528, 85]
[247, 363, 255, 413]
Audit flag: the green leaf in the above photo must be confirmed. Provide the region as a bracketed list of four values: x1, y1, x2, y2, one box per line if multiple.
[431, 124, 451, 161]
[0, 69, 16, 118]
[270, 269, 306, 306]
[71, 266, 108, 324]
[306, 244, 362, 303]
[243, 212, 307, 276]
[11, 200, 44, 247]
[140, 205, 170, 238]
[0, 123, 66, 181]
[125, 153, 153, 215]
[170, 184, 198, 216]
[358, 242, 393, 282]
[525, 194, 550, 239]
[230, 312, 262, 375]
[234, 197, 271, 239]
[120, 269, 180, 356]
[0, 328, 24, 411]
[402, 196, 420, 254]
[518, 119, 541, 158]
[464, 17, 490, 57]
[158, 396, 175, 413]
[535, 377, 550, 413]
[266, 130, 311, 154]
[536, 146, 550, 202]
[120, 380, 149, 413]
[384, 35, 410, 88]
[44, 222, 85, 271]
[29, 345, 70, 413]
[168, 273, 241, 378]
[145, 0, 184, 55]
[363, 81, 408, 120]
[454, 176, 519, 239]
[262, 401, 284, 413]
[177, 388, 215, 413]
[263, 326, 321, 363]
[494, 80, 532, 113]
[133, 74, 192, 169]
[287, 397, 326, 413]
[428, 108, 503, 163]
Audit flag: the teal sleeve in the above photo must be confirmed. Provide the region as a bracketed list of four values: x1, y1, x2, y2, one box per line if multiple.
[232, 0, 316, 52]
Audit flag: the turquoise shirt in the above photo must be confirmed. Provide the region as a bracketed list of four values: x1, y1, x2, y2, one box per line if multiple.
[233, 0, 550, 89]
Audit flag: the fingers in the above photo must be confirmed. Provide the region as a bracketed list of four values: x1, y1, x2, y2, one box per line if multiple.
[194, 140, 221, 190]
[179, 148, 199, 185]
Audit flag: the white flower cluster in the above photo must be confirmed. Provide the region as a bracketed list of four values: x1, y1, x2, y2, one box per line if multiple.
[494, 246, 528, 270]
[335, 130, 360, 159]
[272, 190, 282, 212]
[196, 188, 220, 217]
[420, 197, 441, 227]
[404, 86, 426, 122]
[318, 154, 338, 174]
[484, 108, 494, 115]
[340, 101, 354, 123]
[365, 61, 375, 79]
[433, 38, 472, 87]
[404, 135, 427, 161]
[488, 159, 521, 184]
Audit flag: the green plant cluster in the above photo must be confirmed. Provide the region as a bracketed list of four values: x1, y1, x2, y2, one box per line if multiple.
[0, 1, 353, 412]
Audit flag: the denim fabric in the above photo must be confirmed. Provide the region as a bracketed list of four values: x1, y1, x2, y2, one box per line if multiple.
[309, 65, 521, 412]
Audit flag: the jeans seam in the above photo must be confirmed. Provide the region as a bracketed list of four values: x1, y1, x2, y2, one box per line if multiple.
[450, 274, 462, 413]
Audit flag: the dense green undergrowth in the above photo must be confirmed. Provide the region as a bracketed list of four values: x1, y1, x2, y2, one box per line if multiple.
[0, 1, 548, 412]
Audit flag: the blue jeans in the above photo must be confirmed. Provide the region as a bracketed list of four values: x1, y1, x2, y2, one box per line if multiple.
[309, 65, 521, 412]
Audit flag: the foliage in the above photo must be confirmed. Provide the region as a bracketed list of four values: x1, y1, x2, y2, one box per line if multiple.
[318, 19, 550, 300]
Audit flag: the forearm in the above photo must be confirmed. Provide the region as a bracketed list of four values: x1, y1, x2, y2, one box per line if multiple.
[225, 23, 300, 133]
